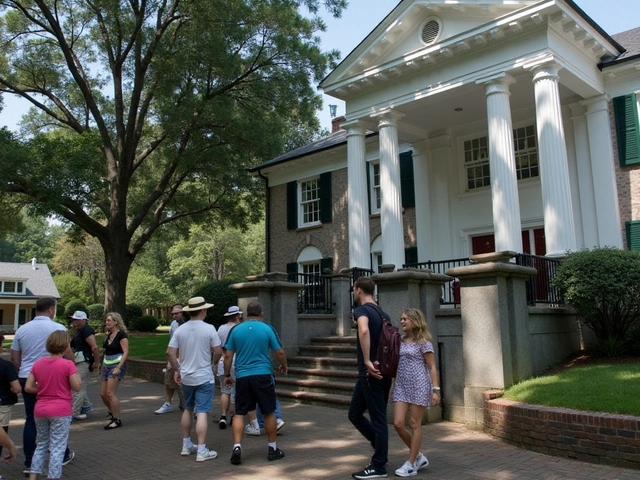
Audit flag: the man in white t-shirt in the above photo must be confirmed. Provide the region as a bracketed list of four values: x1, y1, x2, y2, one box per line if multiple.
[168, 296, 222, 463]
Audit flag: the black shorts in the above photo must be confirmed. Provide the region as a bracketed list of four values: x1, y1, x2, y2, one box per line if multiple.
[235, 374, 276, 416]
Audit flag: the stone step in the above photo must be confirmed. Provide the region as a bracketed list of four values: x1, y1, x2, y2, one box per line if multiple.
[277, 389, 352, 410]
[298, 344, 357, 358]
[289, 355, 358, 369]
[277, 377, 354, 396]
[310, 336, 357, 345]
[286, 367, 358, 381]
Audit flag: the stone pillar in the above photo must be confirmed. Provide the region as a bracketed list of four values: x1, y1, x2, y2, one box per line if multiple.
[372, 268, 451, 424]
[582, 95, 623, 248]
[447, 252, 535, 427]
[570, 102, 599, 249]
[482, 74, 523, 253]
[344, 120, 371, 268]
[412, 139, 432, 261]
[375, 110, 405, 270]
[230, 273, 303, 357]
[528, 60, 576, 256]
[332, 269, 354, 336]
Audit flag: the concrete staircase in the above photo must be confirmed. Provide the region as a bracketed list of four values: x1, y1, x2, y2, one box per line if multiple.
[277, 335, 358, 409]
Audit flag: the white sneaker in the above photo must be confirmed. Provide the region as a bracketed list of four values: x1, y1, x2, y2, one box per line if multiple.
[414, 452, 429, 470]
[395, 461, 417, 477]
[276, 418, 286, 431]
[155, 403, 173, 414]
[244, 424, 261, 436]
[196, 448, 218, 462]
[181, 445, 197, 456]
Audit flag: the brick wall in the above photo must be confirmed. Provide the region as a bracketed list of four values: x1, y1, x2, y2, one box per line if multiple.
[126, 357, 165, 384]
[484, 392, 640, 469]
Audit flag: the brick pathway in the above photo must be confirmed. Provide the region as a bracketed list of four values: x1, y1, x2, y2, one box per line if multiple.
[1, 376, 639, 479]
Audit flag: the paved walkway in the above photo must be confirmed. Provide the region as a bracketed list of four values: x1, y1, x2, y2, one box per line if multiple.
[1, 376, 639, 479]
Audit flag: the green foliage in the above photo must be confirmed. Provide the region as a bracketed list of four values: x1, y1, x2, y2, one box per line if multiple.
[504, 363, 640, 416]
[0, 209, 64, 263]
[52, 235, 105, 304]
[64, 298, 88, 318]
[54, 273, 90, 307]
[55, 303, 66, 320]
[129, 315, 159, 333]
[629, 325, 640, 355]
[87, 304, 105, 321]
[553, 248, 640, 354]
[124, 304, 143, 329]
[193, 279, 239, 327]
[126, 268, 174, 308]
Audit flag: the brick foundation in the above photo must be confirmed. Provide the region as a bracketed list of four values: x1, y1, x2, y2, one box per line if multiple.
[126, 358, 165, 384]
[484, 391, 640, 469]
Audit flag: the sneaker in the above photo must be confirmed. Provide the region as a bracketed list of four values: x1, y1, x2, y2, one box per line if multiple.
[219, 416, 227, 430]
[72, 414, 87, 420]
[181, 445, 197, 456]
[352, 464, 387, 479]
[62, 450, 75, 466]
[155, 403, 173, 414]
[414, 452, 429, 470]
[244, 424, 261, 436]
[267, 446, 285, 461]
[196, 448, 218, 462]
[230, 446, 242, 465]
[80, 404, 94, 415]
[395, 461, 417, 477]
[276, 418, 286, 432]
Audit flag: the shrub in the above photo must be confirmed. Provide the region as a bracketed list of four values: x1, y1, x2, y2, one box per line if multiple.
[129, 315, 159, 333]
[193, 279, 238, 327]
[64, 298, 88, 318]
[87, 303, 105, 321]
[553, 247, 640, 356]
[124, 304, 143, 328]
[55, 303, 66, 320]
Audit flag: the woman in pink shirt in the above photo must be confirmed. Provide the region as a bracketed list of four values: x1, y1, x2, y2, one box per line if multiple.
[25, 331, 81, 480]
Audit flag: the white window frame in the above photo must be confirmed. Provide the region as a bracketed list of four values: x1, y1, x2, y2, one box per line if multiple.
[369, 161, 381, 215]
[0, 279, 25, 295]
[298, 177, 321, 227]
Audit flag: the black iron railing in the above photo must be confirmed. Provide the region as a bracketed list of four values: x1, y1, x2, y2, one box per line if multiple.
[403, 258, 472, 305]
[515, 253, 564, 306]
[289, 273, 333, 314]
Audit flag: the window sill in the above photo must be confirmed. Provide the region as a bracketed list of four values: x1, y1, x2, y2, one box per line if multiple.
[296, 223, 323, 233]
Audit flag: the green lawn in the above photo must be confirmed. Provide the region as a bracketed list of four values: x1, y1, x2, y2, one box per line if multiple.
[503, 363, 640, 416]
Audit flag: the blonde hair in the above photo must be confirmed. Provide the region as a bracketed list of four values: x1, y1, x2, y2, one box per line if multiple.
[106, 312, 127, 332]
[46, 330, 70, 355]
[402, 308, 432, 343]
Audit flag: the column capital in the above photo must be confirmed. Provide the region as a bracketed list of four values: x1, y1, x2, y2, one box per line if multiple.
[477, 72, 515, 92]
[372, 109, 405, 128]
[342, 119, 367, 137]
[581, 94, 611, 115]
[524, 56, 564, 82]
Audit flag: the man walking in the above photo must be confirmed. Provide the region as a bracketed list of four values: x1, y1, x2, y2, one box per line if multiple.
[155, 304, 186, 414]
[224, 301, 287, 465]
[168, 296, 222, 462]
[11, 297, 75, 474]
[69, 310, 100, 420]
[348, 277, 393, 479]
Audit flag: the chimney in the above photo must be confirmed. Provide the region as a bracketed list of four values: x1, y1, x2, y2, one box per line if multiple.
[331, 115, 347, 133]
[31, 258, 37, 269]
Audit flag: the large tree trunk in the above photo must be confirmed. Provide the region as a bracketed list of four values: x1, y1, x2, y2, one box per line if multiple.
[103, 233, 133, 317]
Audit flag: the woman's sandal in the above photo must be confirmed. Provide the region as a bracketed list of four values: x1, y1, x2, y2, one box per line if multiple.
[104, 418, 122, 430]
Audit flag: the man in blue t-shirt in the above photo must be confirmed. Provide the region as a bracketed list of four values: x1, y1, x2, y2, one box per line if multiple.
[223, 301, 287, 466]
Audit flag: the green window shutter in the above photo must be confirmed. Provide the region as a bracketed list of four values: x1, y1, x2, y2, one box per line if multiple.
[320, 257, 333, 274]
[404, 246, 418, 266]
[400, 151, 415, 208]
[626, 221, 640, 252]
[319, 172, 332, 223]
[287, 181, 298, 230]
[613, 94, 640, 166]
[286, 262, 298, 281]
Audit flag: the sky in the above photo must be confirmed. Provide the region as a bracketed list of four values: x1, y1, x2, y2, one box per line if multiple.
[0, 0, 638, 132]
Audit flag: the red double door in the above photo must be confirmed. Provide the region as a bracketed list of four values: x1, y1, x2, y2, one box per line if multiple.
[471, 228, 546, 256]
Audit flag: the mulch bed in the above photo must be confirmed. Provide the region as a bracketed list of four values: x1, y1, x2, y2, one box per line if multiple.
[544, 349, 640, 375]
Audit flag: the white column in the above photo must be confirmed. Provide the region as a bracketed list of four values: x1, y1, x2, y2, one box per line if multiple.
[376, 110, 405, 270]
[529, 60, 576, 256]
[412, 139, 431, 261]
[13, 303, 20, 330]
[569, 103, 598, 249]
[483, 74, 523, 253]
[344, 120, 371, 268]
[429, 134, 454, 259]
[582, 95, 623, 248]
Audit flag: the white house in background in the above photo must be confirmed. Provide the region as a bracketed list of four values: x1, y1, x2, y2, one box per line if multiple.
[251, 0, 640, 277]
[0, 260, 60, 331]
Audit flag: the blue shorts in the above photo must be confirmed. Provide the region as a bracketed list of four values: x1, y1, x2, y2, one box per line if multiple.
[182, 381, 214, 413]
[102, 363, 126, 381]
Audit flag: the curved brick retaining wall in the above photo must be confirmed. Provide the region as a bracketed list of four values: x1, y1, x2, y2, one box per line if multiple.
[126, 357, 165, 384]
[484, 391, 640, 469]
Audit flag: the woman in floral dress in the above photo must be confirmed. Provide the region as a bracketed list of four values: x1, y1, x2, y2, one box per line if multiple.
[391, 308, 441, 477]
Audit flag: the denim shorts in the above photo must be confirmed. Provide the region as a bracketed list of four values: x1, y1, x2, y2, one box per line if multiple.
[102, 363, 126, 381]
[182, 381, 214, 413]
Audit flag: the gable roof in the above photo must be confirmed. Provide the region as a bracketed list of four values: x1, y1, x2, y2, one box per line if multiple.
[0, 262, 60, 299]
[603, 26, 640, 66]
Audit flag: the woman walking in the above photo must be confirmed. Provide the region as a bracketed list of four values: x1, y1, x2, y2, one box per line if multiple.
[25, 331, 81, 480]
[100, 312, 129, 430]
[392, 308, 441, 477]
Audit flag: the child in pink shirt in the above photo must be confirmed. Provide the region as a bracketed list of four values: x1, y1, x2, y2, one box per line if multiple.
[25, 331, 81, 480]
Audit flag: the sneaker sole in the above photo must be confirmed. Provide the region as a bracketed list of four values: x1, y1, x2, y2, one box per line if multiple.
[196, 453, 218, 462]
[394, 471, 416, 477]
[415, 460, 429, 470]
[353, 474, 387, 479]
